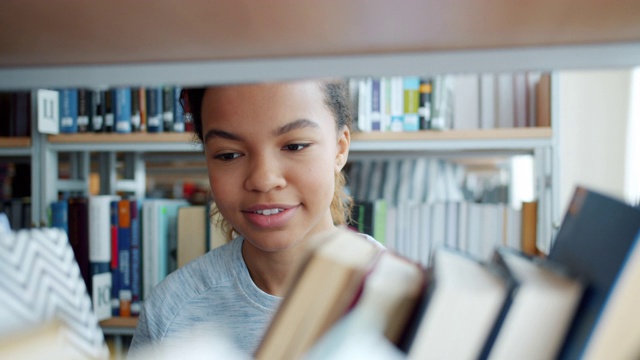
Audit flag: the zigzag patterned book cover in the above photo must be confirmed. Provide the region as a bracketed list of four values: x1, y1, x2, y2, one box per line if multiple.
[0, 227, 109, 359]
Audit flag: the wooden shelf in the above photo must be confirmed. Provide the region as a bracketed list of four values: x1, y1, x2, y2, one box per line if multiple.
[1, 1, 639, 68]
[0, 136, 31, 148]
[350, 127, 551, 142]
[100, 317, 138, 329]
[48, 132, 196, 144]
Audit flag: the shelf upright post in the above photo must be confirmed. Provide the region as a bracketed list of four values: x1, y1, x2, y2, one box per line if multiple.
[30, 90, 43, 227]
[550, 72, 562, 242]
[40, 137, 58, 227]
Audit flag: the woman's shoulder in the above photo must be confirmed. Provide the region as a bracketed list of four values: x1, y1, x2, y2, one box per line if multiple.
[146, 236, 242, 306]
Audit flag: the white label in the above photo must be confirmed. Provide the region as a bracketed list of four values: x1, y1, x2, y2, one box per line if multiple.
[148, 115, 161, 127]
[37, 89, 60, 134]
[163, 111, 173, 122]
[77, 115, 89, 126]
[105, 114, 114, 126]
[131, 114, 141, 128]
[116, 121, 131, 133]
[93, 115, 104, 129]
[61, 117, 73, 127]
[173, 122, 184, 132]
[92, 272, 112, 321]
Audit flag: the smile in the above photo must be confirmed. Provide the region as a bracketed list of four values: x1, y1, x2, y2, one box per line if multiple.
[253, 208, 284, 215]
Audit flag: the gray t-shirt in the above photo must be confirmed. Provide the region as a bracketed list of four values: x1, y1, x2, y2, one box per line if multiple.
[129, 233, 382, 357]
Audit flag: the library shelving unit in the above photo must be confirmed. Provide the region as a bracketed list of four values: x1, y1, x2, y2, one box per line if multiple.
[2, 0, 639, 358]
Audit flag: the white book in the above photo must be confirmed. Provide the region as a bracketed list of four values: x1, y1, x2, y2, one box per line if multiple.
[410, 158, 428, 204]
[367, 160, 385, 202]
[479, 73, 496, 129]
[382, 159, 400, 206]
[513, 72, 528, 128]
[396, 158, 415, 205]
[497, 73, 515, 128]
[429, 202, 447, 263]
[419, 202, 432, 267]
[452, 74, 481, 130]
[456, 201, 469, 252]
[358, 78, 372, 132]
[389, 76, 404, 132]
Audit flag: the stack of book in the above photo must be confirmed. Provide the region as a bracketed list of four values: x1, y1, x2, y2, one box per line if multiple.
[255, 185, 640, 359]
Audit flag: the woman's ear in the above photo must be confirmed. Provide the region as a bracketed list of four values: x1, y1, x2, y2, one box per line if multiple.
[335, 126, 351, 171]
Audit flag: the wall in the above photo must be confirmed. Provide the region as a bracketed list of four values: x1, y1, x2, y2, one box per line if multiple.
[558, 69, 634, 212]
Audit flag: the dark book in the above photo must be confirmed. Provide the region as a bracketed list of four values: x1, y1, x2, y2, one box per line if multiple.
[162, 86, 174, 132]
[172, 87, 185, 132]
[92, 89, 105, 132]
[418, 78, 433, 130]
[129, 200, 142, 317]
[130, 88, 141, 132]
[146, 87, 163, 133]
[12, 91, 31, 137]
[50, 199, 69, 234]
[0, 92, 11, 136]
[103, 90, 114, 133]
[549, 186, 640, 359]
[77, 89, 92, 133]
[110, 200, 120, 316]
[68, 197, 90, 292]
[117, 199, 132, 317]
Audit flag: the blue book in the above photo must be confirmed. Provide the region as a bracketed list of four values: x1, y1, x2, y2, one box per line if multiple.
[110, 200, 120, 317]
[146, 87, 163, 133]
[403, 77, 420, 132]
[114, 88, 132, 133]
[59, 89, 78, 133]
[50, 199, 68, 234]
[129, 200, 142, 316]
[370, 79, 381, 131]
[117, 199, 132, 316]
[549, 186, 640, 359]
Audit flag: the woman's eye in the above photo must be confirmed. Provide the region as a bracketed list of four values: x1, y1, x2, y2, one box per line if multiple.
[283, 144, 309, 151]
[214, 152, 242, 161]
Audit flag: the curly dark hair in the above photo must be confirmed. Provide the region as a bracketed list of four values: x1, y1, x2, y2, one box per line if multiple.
[181, 80, 354, 238]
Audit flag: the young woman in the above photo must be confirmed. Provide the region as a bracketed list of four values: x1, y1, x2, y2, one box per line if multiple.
[129, 79, 381, 355]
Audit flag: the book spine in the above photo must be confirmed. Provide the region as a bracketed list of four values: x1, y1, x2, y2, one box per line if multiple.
[138, 87, 147, 132]
[403, 77, 420, 131]
[68, 197, 90, 292]
[77, 89, 91, 133]
[173, 87, 185, 132]
[89, 196, 115, 321]
[50, 199, 68, 234]
[129, 200, 141, 316]
[130, 88, 141, 132]
[59, 89, 78, 133]
[117, 200, 132, 317]
[146, 87, 163, 133]
[110, 200, 120, 316]
[104, 90, 114, 133]
[114, 88, 132, 133]
[162, 87, 174, 132]
[370, 79, 381, 131]
[390, 76, 404, 132]
[418, 79, 433, 130]
[92, 89, 104, 132]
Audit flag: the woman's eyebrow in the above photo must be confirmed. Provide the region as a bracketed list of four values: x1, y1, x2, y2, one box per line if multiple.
[203, 129, 244, 144]
[273, 119, 320, 136]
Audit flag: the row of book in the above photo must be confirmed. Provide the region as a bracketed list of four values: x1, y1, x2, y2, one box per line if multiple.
[348, 72, 550, 133]
[349, 199, 538, 267]
[346, 158, 466, 207]
[56, 87, 189, 134]
[254, 186, 640, 360]
[50, 196, 226, 321]
[0, 91, 30, 137]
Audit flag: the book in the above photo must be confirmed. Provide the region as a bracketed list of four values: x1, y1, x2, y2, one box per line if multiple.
[482, 247, 585, 360]
[110, 199, 120, 316]
[103, 89, 114, 132]
[479, 73, 496, 129]
[59, 89, 78, 133]
[50, 199, 68, 234]
[68, 196, 90, 292]
[418, 78, 432, 129]
[77, 88, 92, 132]
[173, 86, 185, 132]
[91, 88, 105, 132]
[88, 195, 119, 321]
[146, 87, 163, 133]
[177, 205, 208, 268]
[402, 247, 510, 359]
[402, 77, 420, 131]
[129, 200, 142, 316]
[255, 228, 382, 360]
[548, 186, 640, 360]
[117, 199, 132, 317]
[114, 88, 132, 133]
[520, 201, 538, 256]
[162, 86, 174, 132]
[452, 74, 480, 130]
[536, 73, 551, 127]
[305, 250, 427, 359]
[130, 88, 141, 132]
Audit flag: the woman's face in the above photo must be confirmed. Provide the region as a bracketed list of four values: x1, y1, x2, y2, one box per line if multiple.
[201, 81, 350, 253]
